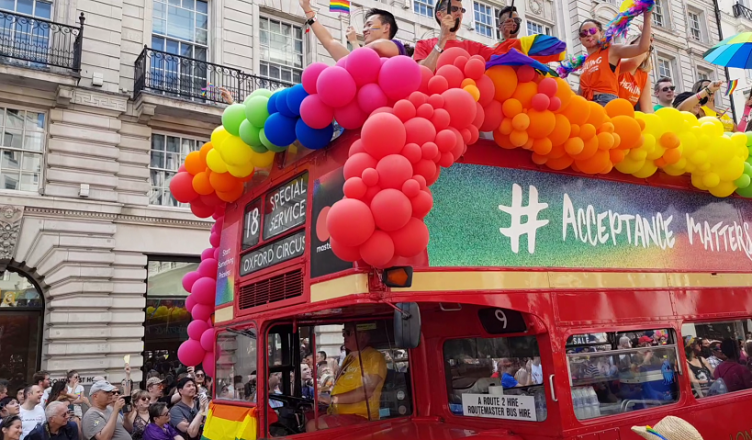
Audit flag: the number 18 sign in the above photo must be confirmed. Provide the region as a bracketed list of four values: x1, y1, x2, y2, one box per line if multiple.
[242, 198, 262, 251]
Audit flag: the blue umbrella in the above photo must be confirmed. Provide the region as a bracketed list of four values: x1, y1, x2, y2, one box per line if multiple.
[703, 32, 752, 68]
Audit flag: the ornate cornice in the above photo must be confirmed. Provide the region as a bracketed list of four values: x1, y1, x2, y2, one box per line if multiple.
[24, 207, 212, 228]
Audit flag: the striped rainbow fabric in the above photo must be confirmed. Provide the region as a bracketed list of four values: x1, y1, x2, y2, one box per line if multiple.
[201, 403, 257, 440]
[330, 0, 350, 13]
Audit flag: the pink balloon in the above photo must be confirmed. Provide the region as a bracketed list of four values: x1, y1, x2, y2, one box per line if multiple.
[191, 277, 216, 306]
[181, 271, 201, 293]
[213, 248, 220, 260]
[185, 295, 197, 313]
[214, 216, 224, 231]
[327, 198, 375, 247]
[209, 232, 220, 248]
[200, 327, 215, 352]
[334, 99, 368, 130]
[202, 351, 215, 377]
[198, 258, 218, 279]
[317, 66, 356, 108]
[178, 339, 205, 367]
[378, 56, 422, 101]
[336, 57, 348, 68]
[300, 95, 335, 129]
[370, 189, 412, 232]
[192, 303, 213, 322]
[346, 48, 382, 86]
[357, 84, 388, 116]
[302, 62, 328, 94]
[188, 320, 210, 341]
[201, 248, 214, 261]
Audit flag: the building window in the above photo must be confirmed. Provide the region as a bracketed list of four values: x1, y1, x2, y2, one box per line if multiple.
[0, 0, 51, 17]
[473, 1, 494, 38]
[149, 133, 203, 206]
[259, 17, 304, 84]
[413, 0, 434, 18]
[657, 56, 674, 82]
[688, 11, 702, 42]
[697, 70, 711, 81]
[526, 20, 552, 36]
[0, 269, 44, 386]
[0, 106, 44, 193]
[0, 0, 53, 66]
[653, 0, 665, 27]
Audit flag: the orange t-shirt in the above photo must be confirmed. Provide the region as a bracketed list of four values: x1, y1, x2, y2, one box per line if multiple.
[579, 46, 620, 100]
[618, 69, 648, 106]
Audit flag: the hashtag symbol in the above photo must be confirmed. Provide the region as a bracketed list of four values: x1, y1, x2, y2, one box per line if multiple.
[498, 184, 549, 254]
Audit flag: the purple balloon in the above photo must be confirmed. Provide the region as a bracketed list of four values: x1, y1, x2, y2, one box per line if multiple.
[187, 320, 210, 341]
[198, 258, 218, 279]
[201, 248, 214, 261]
[209, 232, 220, 248]
[185, 295, 197, 313]
[178, 339, 205, 367]
[191, 303, 213, 322]
[191, 277, 216, 306]
[200, 327, 215, 352]
[181, 271, 201, 293]
[202, 351, 215, 377]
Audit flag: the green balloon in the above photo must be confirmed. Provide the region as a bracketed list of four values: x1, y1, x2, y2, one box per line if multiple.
[245, 96, 270, 128]
[734, 174, 751, 189]
[251, 89, 272, 99]
[260, 129, 288, 152]
[737, 182, 752, 197]
[745, 161, 752, 174]
[239, 120, 261, 147]
[746, 132, 752, 146]
[222, 104, 247, 136]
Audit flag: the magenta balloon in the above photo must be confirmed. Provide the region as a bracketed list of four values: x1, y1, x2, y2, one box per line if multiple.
[300, 95, 335, 129]
[213, 248, 220, 260]
[317, 67, 356, 108]
[346, 48, 381, 86]
[200, 327, 215, 352]
[201, 248, 214, 261]
[185, 294, 197, 313]
[181, 271, 201, 293]
[302, 62, 328, 95]
[187, 319, 210, 341]
[178, 339, 205, 367]
[378, 56, 422, 101]
[198, 258, 218, 279]
[209, 232, 220, 248]
[334, 99, 368, 130]
[357, 84, 388, 116]
[191, 277, 216, 306]
[214, 216, 224, 232]
[202, 351, 215, 377]
[191, 303, 213, 322]
[336, 57, 348, 68]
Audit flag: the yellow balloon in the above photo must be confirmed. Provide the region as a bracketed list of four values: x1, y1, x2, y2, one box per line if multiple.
[633, 162, 658, 178]
[250, 150, 275, 168]
[709, 181, 737, 197]
[702, 173, 720, 188]
[717, 157, 745, 181]
[663, 165, 685, 176]
[646, 145, 665, 161]
[692, 173, 708, 190]
[614, 157, 645, 175]
[699, 118, 724, 137]
[629, 148, 647, 161]
[218, 135, 253, 166]
[206, 149, 228, 173]
[211, 126, 231, 148]
[226, 162, 254, 178]
[654, 108, 684, 134]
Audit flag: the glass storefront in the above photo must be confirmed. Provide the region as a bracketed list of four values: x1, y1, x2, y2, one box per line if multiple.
[0, 270, 43, 391]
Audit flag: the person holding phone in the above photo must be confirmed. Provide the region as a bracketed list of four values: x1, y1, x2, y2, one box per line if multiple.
[168, 378, 207, 440]
[81, 381, 130, 440]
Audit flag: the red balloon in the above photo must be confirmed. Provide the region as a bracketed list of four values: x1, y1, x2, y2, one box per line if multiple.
[468, 125, 480, 145]
[418, 65, 433, 94]
[413, 159, 437, 182]
[408, 92, 429, 109]
[435, 129, 456, 153]
[428, 94, 445, 109]
[393, 99, 416, 122]
[361, 113, 407, 159]
[436, 47, 473, 69]
[480, 101, 503, 132]
[411, 190, 434, 218]
[549, 97, 562, 112]
[357, 83, 389, 116]
[402, 179, 421, 198]
[449, 128, 465, 159]
[362, 168, 379, 186]
[538, 77, 558, 97]
[370, 188, 412, 231]
[334, 99, 368, 130]
[343, 177, 367, 199]
[476, 75, 495, 107]
[464, 58, 485, 80]
[349, 139, 365, 156]
[442, 88, 477, 129]
[436, 65, 464, 89]
[439, 151, 454, 168]
[431, 108, 450, 131]
[344, 152, 377, 180]
[390, 218, 430, 257]
[362, 185, 382, 206]
[200, 192, 223, 207]
[376, 155, 413, 190]
[428, 76, 449, 95]
[359, 230, 395, 268]
[412, 174, 427, 189]
[422, 142, 439, 160]
[330, 238, 361, 261]
[416, 103, 434, 120]
[190, 200, 214, 218]
[452, 56, 468, 71]
[326, 198, 375, 247]
[517, 65, 536, 83]
[460, 129, 471, 144]
[473, 102, 485, 128]
[532, 94, 550, 112]
[170, 172, 199, 203]
[401, 143, 422, 164]
[404, 117, 437, 146]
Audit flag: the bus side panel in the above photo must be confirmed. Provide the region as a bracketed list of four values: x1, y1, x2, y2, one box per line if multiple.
[553, 290, 674, 325]
[673, 287, 752, 318]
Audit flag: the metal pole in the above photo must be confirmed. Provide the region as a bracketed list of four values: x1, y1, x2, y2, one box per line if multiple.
[712, 0, 736, 123]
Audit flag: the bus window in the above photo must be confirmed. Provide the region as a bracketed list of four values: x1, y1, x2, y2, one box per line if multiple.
[443, 336, 546, 422]
[215, 327, 257, 402]
[565, 328, 679, 420]
[682, 319, 752, 397]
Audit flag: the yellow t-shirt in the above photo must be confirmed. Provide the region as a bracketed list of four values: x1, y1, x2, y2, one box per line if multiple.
[330, 347, 387, 419]
[702, 106, 735, 132]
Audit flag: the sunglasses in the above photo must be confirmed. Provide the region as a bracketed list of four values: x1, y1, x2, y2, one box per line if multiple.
[661, 86, 676, 92]
[448, 6, 466, 13]
[195, 374, 204, 377]
[505, 17, 522, 24]
[579, 27, 598, 38]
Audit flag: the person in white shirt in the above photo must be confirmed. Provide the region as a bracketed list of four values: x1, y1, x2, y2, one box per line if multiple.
[18, 385, 45, 440]
[31, 372, 51, 408]
[530, 357, 544, 385]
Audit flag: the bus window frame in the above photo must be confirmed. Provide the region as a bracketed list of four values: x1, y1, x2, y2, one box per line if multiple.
[213, 324, 259, 408]
[561, 326, 684, 425]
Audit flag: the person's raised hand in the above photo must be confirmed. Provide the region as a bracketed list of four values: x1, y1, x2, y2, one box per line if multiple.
[439, 14, 455, 41]
[709, 81, 722, 92]
[300, 0, 312, 13]
[199, 394, 209, 410]
[346, 26, 358, 43]
[125, 364, 131, 375]
[113, 397, 126, 411]
[218, 87, 234, 104]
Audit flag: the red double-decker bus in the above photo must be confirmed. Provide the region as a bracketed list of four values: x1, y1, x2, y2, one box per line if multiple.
[209, 131, 752, 440]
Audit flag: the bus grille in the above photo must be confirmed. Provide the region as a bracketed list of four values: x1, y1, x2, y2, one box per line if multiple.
[238, 270, 304, 309]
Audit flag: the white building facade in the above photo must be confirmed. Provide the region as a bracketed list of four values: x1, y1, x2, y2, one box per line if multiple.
[720, 0, 752, 126]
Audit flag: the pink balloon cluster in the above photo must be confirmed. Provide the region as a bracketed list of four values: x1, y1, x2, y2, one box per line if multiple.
[325, 48, 491, 268]
[177, 212, 224, 377]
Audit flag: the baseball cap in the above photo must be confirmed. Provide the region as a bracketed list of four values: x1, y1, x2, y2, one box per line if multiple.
[146, 377, 164, 387]
[638, 336, 653, 344]
[89, 380, 116, 396]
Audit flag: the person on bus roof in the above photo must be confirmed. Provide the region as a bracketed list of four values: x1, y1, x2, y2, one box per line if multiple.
[305, 323, 387, 432]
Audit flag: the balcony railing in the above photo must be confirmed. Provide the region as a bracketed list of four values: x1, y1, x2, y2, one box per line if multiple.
[0, 10, 84, 75]
[134, 46, 292, 104]
[734, 2, 752, 21]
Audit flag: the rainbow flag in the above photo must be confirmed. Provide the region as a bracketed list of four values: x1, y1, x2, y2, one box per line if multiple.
[726, 79, 739, 97]
[330, 0, 350, 13]
[201, 403, 257, 440]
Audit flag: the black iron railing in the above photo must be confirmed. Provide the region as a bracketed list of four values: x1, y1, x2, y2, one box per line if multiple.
[734, 3, 752, 20]
[0, 10, 84, 74]
[134, 46, 292, 104]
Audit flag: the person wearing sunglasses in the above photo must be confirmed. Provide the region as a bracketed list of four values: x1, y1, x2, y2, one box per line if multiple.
[678, 79, 735, 131]
[653, 77, 675, 111]
[617, 33, 654, 112]
[576, 10, 652, 107]
[142, 403, 183, 440]
[414, 0, 495, 73]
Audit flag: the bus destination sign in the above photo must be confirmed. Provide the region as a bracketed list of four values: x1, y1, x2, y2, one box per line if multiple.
[240, 230, 306, 276]
[263, 173, 308, 241]
[242, 197, 262, 251]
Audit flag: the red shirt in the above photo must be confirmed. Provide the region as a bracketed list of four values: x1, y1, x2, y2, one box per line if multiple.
[414, 38, 495, 62]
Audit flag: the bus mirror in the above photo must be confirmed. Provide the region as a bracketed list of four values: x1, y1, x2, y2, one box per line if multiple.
[394, 302, 421, 349]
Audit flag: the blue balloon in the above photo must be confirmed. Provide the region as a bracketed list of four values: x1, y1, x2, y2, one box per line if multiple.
[264, 113, 298, 147]
[267, 92, 279, 114]
[286, 84, 308, 117]
[296, 118, 334, 150]
[276, 89, 297, 118]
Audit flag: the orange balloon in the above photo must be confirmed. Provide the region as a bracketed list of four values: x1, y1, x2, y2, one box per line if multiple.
[561, 96, 591, 125]
[576, 149, 610, 175]
[636, 119, 646, 131]
[461, 78, 477, 88]
[597, 132, 615, 150]
[527, 110, 556, 139]
[509, 130, 529, 147]
[531, 153, 548, 165]
[192, 171, 213, 195]
[564, 137, 585, 156]
[600, 162, 614, 174]
[532, 138, 553, 155]
[570, 124, 581, 137]
[572, 136, 599, 161]
[502, 99, 523, 118]
[485, 66, 518, 101]
[463, 85, 480, 101]
[239, 171, 255, 182]
[585, 102, 607, 127]
[523, 139, 534, 150]
[611, 116, 642, 150]
[216, 184, 244, 202]
[184, 151, 205, 176]
[512, 113, 530, 131]
[605, 98, 635, 118]
[579, 124, 597, 141]
[546, 155, 574, 170]
[663, 147, 682, 165]
[554, 78, 573, 110]
[660, 132, 681, 149]
[598, 122, 615, 134]
[511, 82, 538, 109]
[199, 142, 213, 163]
[499, 118, 513, 135]
[548, 143, 567, 159]
[612, 132, 621, 149]
[654, 157, 667, 168]
[609, 149, 626, 163]
[493, 130, 514, 149]
[549, 114, 572, 147]
[209, 171, 239, 192]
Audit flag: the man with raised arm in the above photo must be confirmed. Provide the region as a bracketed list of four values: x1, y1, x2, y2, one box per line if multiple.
[299, 0, 406, 61]
[413, 0, 494, 72]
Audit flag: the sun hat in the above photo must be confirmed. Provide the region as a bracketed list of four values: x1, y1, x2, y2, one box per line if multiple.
[632, 416, 704, 440]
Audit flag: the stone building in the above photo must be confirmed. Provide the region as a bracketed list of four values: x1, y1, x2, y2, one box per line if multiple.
[720, 0, 752, 126]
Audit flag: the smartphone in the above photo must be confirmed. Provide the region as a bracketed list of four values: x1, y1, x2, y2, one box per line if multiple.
[123, 396, 132, 405]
